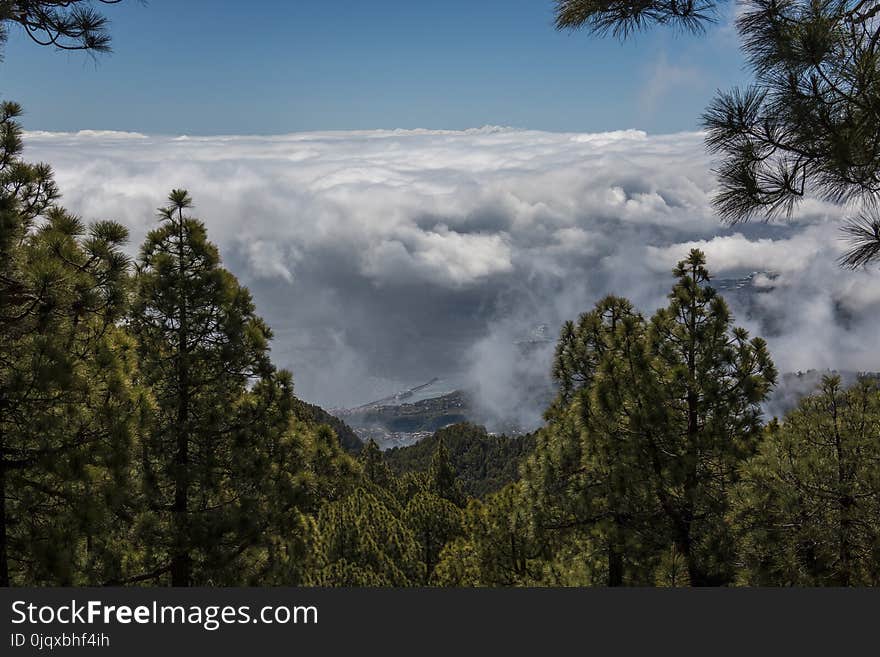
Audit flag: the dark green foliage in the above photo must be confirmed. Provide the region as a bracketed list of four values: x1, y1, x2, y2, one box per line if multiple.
[358, 439, 395, 489]
[701, 0, 880, 255]
[291, 397, 362, 453]
[434, 484, 545, 586]
[733, 376, 880, 586]
[129, 190, 295, 586]
[307, 486, 421, 586]
[384, 423, 535, 498]
[0, 1, 127, 54]
[428, 437, 465, 507]
[518, 250, 777, 586]
[403, 491, 463, 584]
[524, 297, 666, 585]
[119, 189, 362, 587]
[0, 101, 138, 586]
[642, 250, 777, 584]
[554, 0, 719, 39]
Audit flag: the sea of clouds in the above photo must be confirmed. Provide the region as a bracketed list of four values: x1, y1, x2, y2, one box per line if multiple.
[21, 127, 880, 428]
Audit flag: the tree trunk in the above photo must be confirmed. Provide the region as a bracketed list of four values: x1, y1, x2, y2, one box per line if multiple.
[171, 382, 190, 586]
[686, 557, 711, 587]
[832, 390, 853, 586]
[607, 537, 623, 587]
[838, 496, 853, 587]
[171, 211, 191, 587]
[682, 531, 726, 587]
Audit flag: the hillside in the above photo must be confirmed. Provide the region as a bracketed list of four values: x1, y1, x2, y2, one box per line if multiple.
[384, 422, 536, 498]
[334, 389, 471, 449]
[292, 398, 363, 453]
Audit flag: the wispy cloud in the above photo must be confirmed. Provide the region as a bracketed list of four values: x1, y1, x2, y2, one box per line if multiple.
[639, 52, 706, 116]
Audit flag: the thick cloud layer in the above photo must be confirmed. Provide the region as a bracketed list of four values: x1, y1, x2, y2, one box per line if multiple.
[22, 127, 880, 427]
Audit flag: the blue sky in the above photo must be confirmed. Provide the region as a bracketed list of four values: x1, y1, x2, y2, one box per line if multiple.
[2, 0, 747, 135]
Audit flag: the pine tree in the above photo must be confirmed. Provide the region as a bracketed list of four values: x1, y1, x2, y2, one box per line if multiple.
[130, 189, 276, 586]
[554, 0, 718, 39]
[642, 249, 777, 584]
[0, 1, 127, 54]
[358, 438, 394, 489]
[298, 422, 360, 509]
[524, 296, 664, 585]
[434, 483, 544, 586]
[402, 490, 462, 584]
[554, 0, 880, 267]
[701, 0, 880, 267]
[307, 486, 420, 586]
[521, 250, 776, 586]
[0, 101, 137, 585]
[733, 376, 880, 586]
[428, 437, 465, 507]
[218, 382, 360, 586]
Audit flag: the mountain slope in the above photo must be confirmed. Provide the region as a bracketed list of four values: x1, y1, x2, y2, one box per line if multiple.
[292, 398, 363, 453]
[384, 422, 536, 498]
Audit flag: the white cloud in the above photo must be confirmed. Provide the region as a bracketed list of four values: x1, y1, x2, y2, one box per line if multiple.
[20, 127, 880, 423]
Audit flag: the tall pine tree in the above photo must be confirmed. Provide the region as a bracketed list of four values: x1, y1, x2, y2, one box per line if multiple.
[130, 189, 276, 586]
[0, 101, 137, 585]
[644, 250, 776, 584]
[521, 250, 776, 586]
